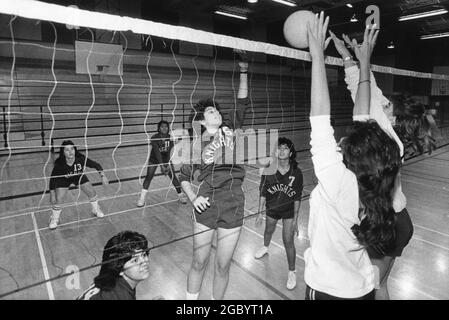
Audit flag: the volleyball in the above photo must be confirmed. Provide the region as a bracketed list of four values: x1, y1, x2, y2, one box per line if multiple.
[283, 10, 316, 49]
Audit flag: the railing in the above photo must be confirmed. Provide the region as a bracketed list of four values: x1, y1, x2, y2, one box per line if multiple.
[2, 106, 7, 148]
[13, 100, 449, 153]
[40, 105, 45, 147]
[1, 105, 47, 150]
[0, 101, 312, 152]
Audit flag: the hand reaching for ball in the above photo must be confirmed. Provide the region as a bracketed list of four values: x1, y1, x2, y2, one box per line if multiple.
[307, 11, 331, 60]
[342, 25, 379, 66]
[234, 49, 249, 72]
[329, 31, 353, 60]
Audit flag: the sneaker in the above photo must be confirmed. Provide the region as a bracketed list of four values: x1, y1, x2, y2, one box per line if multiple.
[49, 212, 60, 230]
[92, 207, 104, 218]
[286, 271, 297, 290]
[254, 246, 269, 259]
[137, 196, 145, 207]
[178, 193, 188, 204]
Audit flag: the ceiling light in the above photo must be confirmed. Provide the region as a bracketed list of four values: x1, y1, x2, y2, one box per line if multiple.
[350, 14, 358, 22]
[248, 0, 258, 3]
[387, 41, 394, 49]
[399, 8, 448, 21]
[271, 0, 297, 7]
[214, 10, 247, 20]
[346, 3, 353, 8]
[420, 31, 449, 40]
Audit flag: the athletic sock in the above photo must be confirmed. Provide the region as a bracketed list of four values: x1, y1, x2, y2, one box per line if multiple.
[186, 291, 199, 300]
[51, 207, 62, 216]
[140, 189, 148, 199]
[90, 196, 99, 211]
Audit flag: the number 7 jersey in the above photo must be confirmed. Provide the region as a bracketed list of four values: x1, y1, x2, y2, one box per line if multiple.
[260, 167, 303, 216]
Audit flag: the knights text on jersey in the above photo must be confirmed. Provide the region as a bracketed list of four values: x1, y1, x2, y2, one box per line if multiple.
[178, 98, 249, 189]
[260, 167, 303, 215]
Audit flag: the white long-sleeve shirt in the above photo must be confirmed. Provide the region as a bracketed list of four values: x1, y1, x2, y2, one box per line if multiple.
[304, 115, 375, 298]
[344, 65, 406, 212]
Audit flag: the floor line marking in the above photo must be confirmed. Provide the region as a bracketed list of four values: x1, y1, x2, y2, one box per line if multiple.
[412, 236, 449, 252]
[31, 212, 55, 300]
[244, 209, 305, 261]
[413, 224, 449, 239]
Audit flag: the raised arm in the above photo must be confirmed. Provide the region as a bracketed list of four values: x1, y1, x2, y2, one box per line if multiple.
[342, 26, 379, 117]
[237, 52, 248, 100]
[332, 29, 404, 156]
[308, 12, 352, 201]
[226, 51, 249, 130]
[308, 14, 331, 117]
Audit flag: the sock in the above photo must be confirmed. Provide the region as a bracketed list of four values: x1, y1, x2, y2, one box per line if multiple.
[51, 207, 62, 217]
[186, 291, 199, 300]
[90, 196, 99, 211]
[140, 189, 148, 199]
[289, 270, 296, 275]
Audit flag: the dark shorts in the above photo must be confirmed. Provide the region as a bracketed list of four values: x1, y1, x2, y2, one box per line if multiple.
[367, 208, 414, 259]
[305, 285, 375, 300]
[266, 210, 294, 220]
[194, 180, 245, 229]
[149, 154, 170, 165]
[51, 174, 89, 189]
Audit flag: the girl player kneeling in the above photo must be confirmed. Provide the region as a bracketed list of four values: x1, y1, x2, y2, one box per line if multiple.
[49, 140, 109, 229]
[255, 137, 303, 290]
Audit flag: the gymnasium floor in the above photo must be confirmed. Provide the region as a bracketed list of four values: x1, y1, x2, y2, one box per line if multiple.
[0, 144, 448, 300]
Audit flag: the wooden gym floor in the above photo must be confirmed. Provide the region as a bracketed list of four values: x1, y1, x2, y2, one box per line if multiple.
[0, 144, 448, 300]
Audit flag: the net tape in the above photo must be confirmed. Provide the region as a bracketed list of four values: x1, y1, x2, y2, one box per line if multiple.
[1, 0, 449, 80]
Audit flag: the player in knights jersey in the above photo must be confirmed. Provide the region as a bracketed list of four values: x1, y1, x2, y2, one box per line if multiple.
[48, 140, 109, 229]
[178, 50, 249, 300]
[137, 120, 187, 207]
[255, 137, 303, 290]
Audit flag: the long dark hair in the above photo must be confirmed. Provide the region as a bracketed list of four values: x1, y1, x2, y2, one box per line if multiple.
[189, 98, 222, 135]
[341, 121, 402, 255]
[278, 137, 298, 169]
[55, 140, 82, 165]
[94, 231, 148, 291]
[389, 95, 438, 156]
[190, 98, 222, 123]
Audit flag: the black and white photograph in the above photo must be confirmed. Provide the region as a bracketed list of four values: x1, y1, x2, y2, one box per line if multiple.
[0, 0, 448, 308]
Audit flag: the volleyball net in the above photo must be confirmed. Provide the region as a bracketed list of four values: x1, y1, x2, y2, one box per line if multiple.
[0, 0, 448, 299]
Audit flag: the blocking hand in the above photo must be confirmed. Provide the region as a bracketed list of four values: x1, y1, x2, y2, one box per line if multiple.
[307, 11, 331, 59]
[342, 25, 379, 65]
